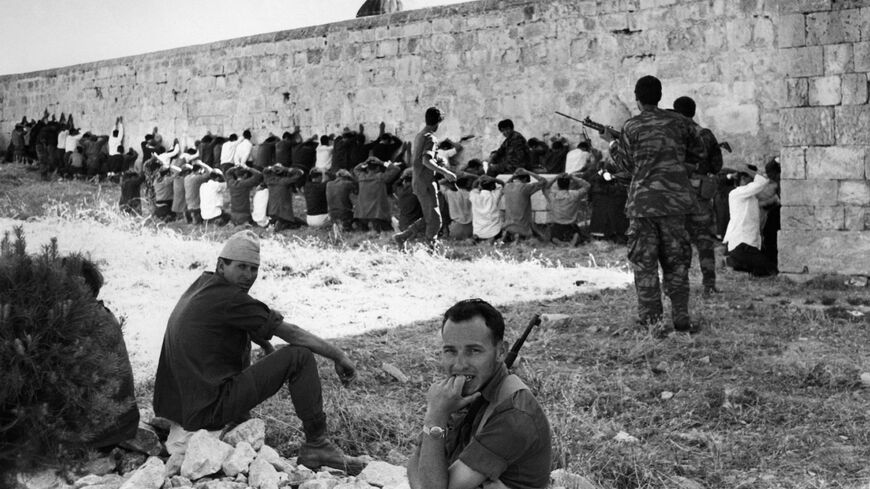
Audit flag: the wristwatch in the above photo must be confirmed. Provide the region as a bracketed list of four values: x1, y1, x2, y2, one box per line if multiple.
[422, 425, 446, 440]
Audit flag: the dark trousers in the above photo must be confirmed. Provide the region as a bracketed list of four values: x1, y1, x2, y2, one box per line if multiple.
[204, 346, 326, 441]
[589, 192, 628, 242]
[727, 243, 777, 277]
[627, 216, 692, 326]
[401, 182, 442, 242]
[686, 198, 717, 288]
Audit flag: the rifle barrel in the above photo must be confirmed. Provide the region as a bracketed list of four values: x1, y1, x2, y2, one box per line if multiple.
[504, 314, 541, 369]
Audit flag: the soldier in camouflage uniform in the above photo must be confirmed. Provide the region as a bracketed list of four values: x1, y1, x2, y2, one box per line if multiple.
[600, 76, 706, 333]
[673, 96, 723, 294]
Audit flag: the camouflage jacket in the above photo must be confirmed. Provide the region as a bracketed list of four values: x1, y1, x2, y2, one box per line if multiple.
[610, 107, 706, 218]
[694, 123, 723, 175]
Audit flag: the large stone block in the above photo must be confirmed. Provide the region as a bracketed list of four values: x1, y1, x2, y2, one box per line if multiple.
[705, 104, 759, 134]
[808, 75, 842, 105]
[845, 205, 869, 230]
[841, 73, 869, 105]
[780, 230, 870, 274]
[781, 179, 839, 205]
[838, 180, 870, 204]
[835, 105, 870, 144]
[778, 13, 806, 47]
[782, 205, 845, 230]
[806, 9, 863, 44]
[855, 41, 870, 71]
[806, 146, 866, 178]
[823, 43, 852, 74]
[781, 147, 807, 178]
[781, 46, 824, 77]
[780, 107, 835, 145]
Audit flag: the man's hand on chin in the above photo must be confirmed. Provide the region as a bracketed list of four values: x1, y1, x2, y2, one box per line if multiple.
[425, 375, 481, 424]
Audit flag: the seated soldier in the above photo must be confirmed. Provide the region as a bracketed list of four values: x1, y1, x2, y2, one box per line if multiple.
[487, 119, 530, 177]
[153, 231, 366, 474]
[543, 172, 591, 246]
[407, 299, 551, 489]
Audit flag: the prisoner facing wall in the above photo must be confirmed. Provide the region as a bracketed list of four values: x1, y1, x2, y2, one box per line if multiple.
[0, 0, 867, 275]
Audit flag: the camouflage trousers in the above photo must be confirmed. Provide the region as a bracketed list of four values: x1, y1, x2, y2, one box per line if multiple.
[626, 216, 692, 326]
[686, 198, 717, 288]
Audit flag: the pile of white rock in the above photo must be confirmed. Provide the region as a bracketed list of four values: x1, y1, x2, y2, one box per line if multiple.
[14, 418, 409, 489]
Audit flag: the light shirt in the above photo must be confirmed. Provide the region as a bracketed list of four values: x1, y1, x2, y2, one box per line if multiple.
[252, 187, 270, 226]
[220, 140, 239, 165]
[469, 187, 503, 239]
[156, 143, 181, 167]
[64, 132, 84, 153]
[545, 188, 585, 224]
[108, 122, 124, 155]
[315, 145, 333, 171]
[723, 174, 768, 252]
[56, 129, 68, 150]
[564, 148, 592, 174]
[199, 180, 227, 220]
[443, 188, 472, 225]
[234, 139, 253, 166]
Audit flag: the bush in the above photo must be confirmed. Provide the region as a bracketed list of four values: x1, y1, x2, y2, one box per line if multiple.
[0, 227, 134, 474]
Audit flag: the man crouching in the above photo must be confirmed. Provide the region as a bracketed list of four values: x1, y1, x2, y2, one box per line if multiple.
[153, 230, 365, 474]
[408, 299, 551, 489]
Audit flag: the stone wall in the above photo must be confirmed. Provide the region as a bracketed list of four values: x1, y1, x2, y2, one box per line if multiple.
[0, 0, 867, 274]
[777, 0, 870, 275]
[0, 0, 781, 165]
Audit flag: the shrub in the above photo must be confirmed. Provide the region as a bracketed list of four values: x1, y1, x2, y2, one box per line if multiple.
[0, 227, 133, 475]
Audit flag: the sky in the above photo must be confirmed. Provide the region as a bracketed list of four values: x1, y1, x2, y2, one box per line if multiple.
[0, 0, 467, 76]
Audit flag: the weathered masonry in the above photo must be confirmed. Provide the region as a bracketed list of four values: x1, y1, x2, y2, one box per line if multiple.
[0, 0, 868, 274]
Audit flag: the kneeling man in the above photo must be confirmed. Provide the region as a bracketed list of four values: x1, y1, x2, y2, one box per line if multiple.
[408, 299, 551, 489]
[153, 230, 364, 474]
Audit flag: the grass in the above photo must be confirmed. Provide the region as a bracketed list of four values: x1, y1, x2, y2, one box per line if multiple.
[2, 163, 869, 488]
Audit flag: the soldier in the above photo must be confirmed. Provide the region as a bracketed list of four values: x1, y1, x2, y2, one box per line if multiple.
[599, 75, 706, 335]
[673, 96, 723, 294]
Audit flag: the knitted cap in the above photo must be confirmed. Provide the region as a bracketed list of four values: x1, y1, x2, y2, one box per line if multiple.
[219, 230, 260, 265]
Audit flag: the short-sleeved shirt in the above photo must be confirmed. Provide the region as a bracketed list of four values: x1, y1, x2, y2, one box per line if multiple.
[469, 188, 503, 239]
[443, 188, 472, 225]
[503, 181, 545, 236]
[153, 272, 284, 430]
[545, 188, 586, 225]
[444, 365, 551, 489]
[412, 130, 438, 192]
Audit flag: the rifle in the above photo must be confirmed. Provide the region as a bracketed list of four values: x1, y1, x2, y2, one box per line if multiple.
[504, 314, 542, 369]
[555, 111, 622, 140]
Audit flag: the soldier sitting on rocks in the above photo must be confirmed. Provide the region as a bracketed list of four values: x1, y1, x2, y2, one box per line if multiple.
[153, 230, 366, 475]
[407, 298, 552, 489]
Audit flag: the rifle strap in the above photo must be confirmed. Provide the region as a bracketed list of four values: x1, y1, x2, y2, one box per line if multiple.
[475, 374, 528, 436]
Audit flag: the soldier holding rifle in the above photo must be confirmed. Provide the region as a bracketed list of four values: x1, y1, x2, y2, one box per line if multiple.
[595, 75, 706, 335]
[407, 299, 551, 489]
